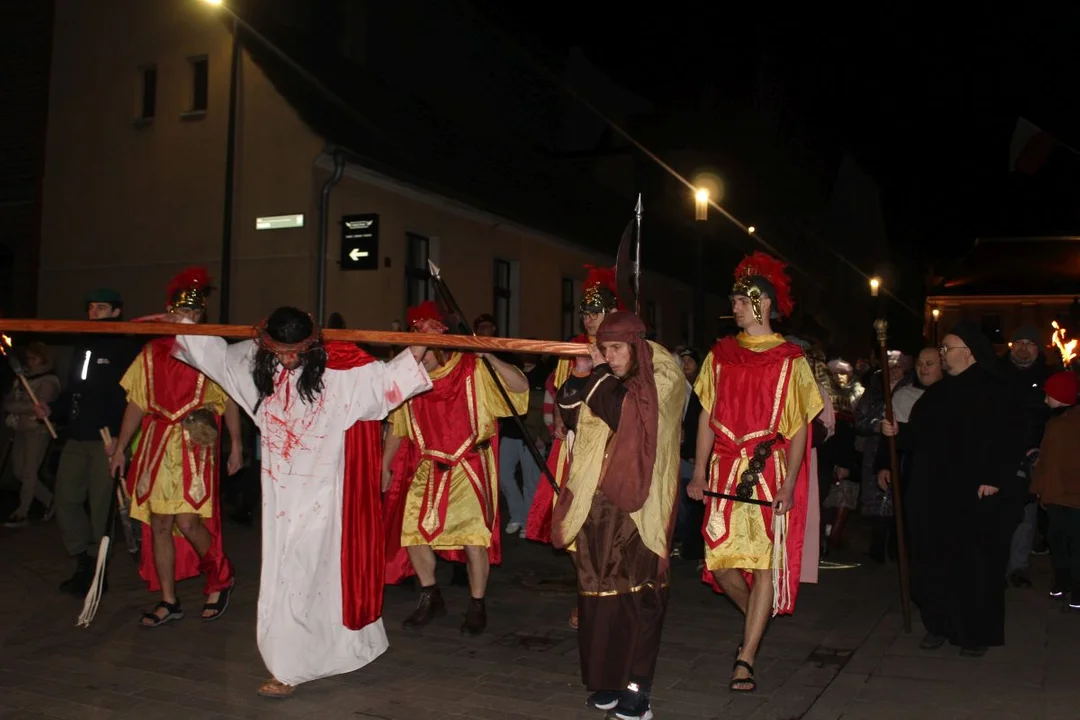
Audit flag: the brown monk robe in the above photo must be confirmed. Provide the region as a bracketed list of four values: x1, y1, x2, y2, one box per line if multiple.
[552, 312, 685, 719]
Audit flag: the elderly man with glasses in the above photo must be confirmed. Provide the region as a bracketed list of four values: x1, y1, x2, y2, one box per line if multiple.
[883, 321, 1027, 657]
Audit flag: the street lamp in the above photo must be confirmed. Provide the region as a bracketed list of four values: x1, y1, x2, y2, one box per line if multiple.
[747, 225, 756, 234]
[694, 188, 709, 221]
[199, 0, 239, 322]
[869, 277, 881, 297]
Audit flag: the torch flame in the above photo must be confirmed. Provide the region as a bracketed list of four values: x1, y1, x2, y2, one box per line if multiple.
[1051, 321, 1077, 366]
[0, 334, 10, 356]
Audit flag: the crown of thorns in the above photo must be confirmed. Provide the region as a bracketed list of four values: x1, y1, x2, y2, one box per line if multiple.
[253, 313, 322, 354]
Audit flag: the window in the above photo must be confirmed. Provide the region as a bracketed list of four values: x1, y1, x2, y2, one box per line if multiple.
[561, 278, 576, 340]
[189, 56, 209, 113]
[494, 259, 511, 337]
[405, 233, 431, 308]
[137, 65, 157, 120]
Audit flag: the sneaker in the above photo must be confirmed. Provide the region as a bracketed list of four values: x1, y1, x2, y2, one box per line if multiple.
[611, 688, 653, 720]
[504, 522, 522, 535]
[1008, 570, 1033, 589]
[1050, 587, 1066, 599]
[959, 645, 987, 657]
[670, 546, 682, 559]
[585, 690, 620, 711]
[919, 632, 946, 650]
[1031, 541, 1050, 556]
[3, 514, 29, 528]
[1067, 592, 1080, 612]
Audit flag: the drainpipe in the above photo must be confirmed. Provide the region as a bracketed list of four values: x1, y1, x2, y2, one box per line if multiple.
[316, 149, 345, 324]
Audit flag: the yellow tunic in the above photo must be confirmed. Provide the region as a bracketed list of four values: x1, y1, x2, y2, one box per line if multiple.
[121, 353, 228, 522]
[693, 333, 823, 570]
[391, 353, 528, 549]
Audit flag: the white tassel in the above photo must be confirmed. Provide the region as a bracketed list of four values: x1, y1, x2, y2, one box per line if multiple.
[75, 536, 110, 627]
[771, 512, 789, 616]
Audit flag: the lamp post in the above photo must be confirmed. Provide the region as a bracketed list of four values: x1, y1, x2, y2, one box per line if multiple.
[693, 188, 709, 347]
[201, 0, 239, 323]
[931, 307, 941, 345]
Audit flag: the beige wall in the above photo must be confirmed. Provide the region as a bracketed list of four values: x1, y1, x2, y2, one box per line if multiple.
[40, 0, 718, 346]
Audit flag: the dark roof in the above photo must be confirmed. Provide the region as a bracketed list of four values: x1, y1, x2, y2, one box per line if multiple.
[231, 11, 703, 283]
[929, 237, 1080, 297]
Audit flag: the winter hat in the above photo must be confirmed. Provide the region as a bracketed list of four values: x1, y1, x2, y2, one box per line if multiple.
[1011, 325, 1040, 344]
[1044, 371, 1078, 406]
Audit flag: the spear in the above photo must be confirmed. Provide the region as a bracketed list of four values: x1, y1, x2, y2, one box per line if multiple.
[633, 193, 643, 316]
[426, 261, 561, 496]
[0, 319, 590, 358]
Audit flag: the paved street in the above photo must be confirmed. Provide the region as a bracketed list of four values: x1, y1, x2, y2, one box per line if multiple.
[1, 515, 1076, 719]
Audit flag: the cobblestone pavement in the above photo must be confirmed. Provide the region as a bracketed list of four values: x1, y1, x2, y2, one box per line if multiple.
[0, 517, 1074, 719]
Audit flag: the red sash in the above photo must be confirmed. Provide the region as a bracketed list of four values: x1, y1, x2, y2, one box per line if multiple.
[324, 341, 384, 631]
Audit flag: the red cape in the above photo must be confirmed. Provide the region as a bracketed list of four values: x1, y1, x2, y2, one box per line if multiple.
[324, 341, 385, 630]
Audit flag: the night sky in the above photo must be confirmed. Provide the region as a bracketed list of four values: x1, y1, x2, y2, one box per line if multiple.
[481, 2, 1080, 261]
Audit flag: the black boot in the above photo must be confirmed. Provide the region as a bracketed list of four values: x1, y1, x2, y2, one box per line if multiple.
[59, 553, 94, 597]
[402, 585, 446, 629]
[460, 597, 487, 636]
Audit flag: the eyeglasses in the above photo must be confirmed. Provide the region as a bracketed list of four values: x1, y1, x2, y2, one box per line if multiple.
[940, 344, 968, 354]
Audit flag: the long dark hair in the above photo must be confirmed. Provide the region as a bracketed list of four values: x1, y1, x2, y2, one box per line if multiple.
[253, 307, 327, 405]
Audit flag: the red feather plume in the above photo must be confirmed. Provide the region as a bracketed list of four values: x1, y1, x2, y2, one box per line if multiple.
[734, 252, 794, 318]
[582, 264, 626, 310]
[166, 266, 212, 304]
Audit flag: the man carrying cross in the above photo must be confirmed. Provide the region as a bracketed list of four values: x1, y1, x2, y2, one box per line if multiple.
[687, 253, 823, 693]
[172, 306, 434, 698]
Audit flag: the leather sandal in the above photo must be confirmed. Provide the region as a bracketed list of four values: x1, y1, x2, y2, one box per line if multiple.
[730, 659, 757, 692]
[202, 584, 233, 621]
[140, 600, 183, 628]
[257, 678, 294, 699]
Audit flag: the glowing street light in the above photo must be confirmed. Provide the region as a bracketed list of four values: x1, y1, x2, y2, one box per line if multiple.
[931, 308, 940, 320]
[694, 188, 709, 221]
[200, 0, 224, 5]
[869, 277, 881, 297]
[747, 225, 756, 234]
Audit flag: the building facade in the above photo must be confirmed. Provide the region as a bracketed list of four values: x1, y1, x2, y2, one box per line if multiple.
[39, 0, 722, 345]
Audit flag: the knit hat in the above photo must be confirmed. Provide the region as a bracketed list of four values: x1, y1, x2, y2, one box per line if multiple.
[1011, 325, 1041, 344]
[84, 288, 122, 306]
[1044, 371, 1078, 406]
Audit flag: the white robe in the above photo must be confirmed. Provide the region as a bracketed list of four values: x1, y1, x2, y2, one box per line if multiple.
[174, 336, 432, 686]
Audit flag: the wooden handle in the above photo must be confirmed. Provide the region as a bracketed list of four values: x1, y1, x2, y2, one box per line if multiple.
[18, 374, 57, 439]
[0, 319, 591, 357]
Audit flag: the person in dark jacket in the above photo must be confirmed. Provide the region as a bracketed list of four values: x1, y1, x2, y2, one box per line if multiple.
[34, 289, 141, 597]
[883, 321, 1026, 656]
[1000, 325, 1054, 588]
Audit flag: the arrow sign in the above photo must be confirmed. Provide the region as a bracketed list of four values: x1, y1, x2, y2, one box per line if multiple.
[340, 213, 379, 270]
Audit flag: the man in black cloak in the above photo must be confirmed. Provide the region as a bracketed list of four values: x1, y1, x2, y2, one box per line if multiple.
[883, 320, 1027, 656]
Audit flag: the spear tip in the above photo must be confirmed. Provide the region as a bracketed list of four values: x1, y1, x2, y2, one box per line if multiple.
[427, 260, 441, 278]
[635, 193, 642, 216]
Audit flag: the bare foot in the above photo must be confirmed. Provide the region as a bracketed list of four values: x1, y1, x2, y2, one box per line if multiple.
[257, 678, 294, 698]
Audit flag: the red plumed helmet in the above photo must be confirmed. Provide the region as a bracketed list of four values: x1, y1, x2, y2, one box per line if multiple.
[406, 300, 442, 329]
[166, 266, 212, 309]
[581, 264, 624, 312]
[732, 252, 794, 318]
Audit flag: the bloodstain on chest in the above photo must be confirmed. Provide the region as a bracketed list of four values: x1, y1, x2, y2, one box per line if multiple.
[260, 370, 329, 475]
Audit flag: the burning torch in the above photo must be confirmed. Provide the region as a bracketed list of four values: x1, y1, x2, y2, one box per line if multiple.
[1051, 321, 1077, 367]
[0, 334, 58, 439]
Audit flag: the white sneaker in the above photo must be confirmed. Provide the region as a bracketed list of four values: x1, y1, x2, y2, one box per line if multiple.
[504, 522, 522, 535]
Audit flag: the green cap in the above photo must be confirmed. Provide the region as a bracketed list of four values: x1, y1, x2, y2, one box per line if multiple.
[85, 288, 122, 305]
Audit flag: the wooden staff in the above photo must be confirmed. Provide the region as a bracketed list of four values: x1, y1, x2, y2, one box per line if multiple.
[875, 318, 912, 633]
[0, 319, 591, 357]
[0, 342, 59, 439]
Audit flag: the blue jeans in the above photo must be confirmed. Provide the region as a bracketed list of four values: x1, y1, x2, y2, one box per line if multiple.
[499, 437, 542, 527]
